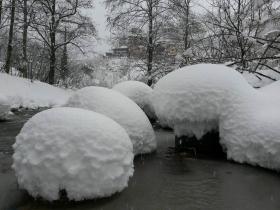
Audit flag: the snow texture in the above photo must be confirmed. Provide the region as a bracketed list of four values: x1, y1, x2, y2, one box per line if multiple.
[13, 107, 134, 201]
[242, 70, 280, 88]
[65, 86, 156, 155]
[0, 73, 70, 109]
[113, 81, 156, 120]
[152, 64, 253, 138]
[152, 64, 280, 171]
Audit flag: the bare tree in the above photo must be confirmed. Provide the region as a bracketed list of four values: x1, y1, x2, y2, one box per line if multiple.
[106, 0, 166, 85]
[30, 0, 95, 84]
[168, 0, 192, 50]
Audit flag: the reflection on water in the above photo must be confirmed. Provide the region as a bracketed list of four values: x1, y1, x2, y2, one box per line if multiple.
[1, 111, 280, 210]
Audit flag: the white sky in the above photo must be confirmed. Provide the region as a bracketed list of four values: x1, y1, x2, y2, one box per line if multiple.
[84, 0, 111, 54]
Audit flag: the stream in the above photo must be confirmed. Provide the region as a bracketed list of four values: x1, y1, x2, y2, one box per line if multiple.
[0, 110, 280, 210]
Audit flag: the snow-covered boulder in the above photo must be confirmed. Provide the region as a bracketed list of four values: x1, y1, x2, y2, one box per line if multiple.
[152, 64, 280, 171]
[113, 81, 156, 120]
[0, 94, 11, 120]
[13, 107, 134, 201]
[65, 86, 156, 155]
[152, 64, 254, 138]
[220, 91, 280, 170]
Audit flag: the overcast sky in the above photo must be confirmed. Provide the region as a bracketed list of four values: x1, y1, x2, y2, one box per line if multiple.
[85, 0, 111, 54]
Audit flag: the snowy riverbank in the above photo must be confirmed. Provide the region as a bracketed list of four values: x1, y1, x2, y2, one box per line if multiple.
[0, 73, 71, 110]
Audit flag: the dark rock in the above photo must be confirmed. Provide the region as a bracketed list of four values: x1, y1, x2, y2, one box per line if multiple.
[174, 131, 226, 158]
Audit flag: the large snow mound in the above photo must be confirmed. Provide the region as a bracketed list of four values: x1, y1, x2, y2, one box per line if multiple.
[259, 80, 280, 104]
[152, 64, 254, 138]
[65, 86, 156, 155]
[220, 80, 280, 170]
[13, 107, 134, 201]
[220, 96, 280, 170]
[152, 64, 280, 171]
[0, 73, 70, 108]
[113, 81, 156, 120]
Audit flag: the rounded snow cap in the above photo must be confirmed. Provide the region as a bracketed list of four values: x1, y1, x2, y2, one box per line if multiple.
[113, 81, 156, 120]
[13, 107, 134, 201]
[65, 86, 156, 155]
[152, 64, 254, 138]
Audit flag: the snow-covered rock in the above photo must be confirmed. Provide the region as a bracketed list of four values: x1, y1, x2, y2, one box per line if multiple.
[0, 94, 10, 120]
[0, 73, 71, 109]
[152, 64, 254, 138]
[220, 80, 280, 170]
[13, 107, 134, 201]
[152, 64, 280, 171]
[65, 86, 156, 155]
[220, 93, 280, 170]
[113, 81, 156, 120]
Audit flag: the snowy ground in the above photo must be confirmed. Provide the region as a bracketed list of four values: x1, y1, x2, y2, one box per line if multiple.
[0, 73, 71, 109]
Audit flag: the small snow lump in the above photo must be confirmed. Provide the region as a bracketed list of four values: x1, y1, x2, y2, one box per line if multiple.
[113, 81, 156, 120]
[65, 86, 156, 155]
[13, 107, 134, 201]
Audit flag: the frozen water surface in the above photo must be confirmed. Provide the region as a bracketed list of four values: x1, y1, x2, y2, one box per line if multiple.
[1, 110, 280, 210]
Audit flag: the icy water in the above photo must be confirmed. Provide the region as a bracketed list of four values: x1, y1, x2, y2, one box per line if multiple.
[1, 111, 280, 210]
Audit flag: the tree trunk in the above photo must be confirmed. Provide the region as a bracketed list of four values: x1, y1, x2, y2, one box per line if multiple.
[147, 0, 153, 86]
[22, 0, 28, 78]
[5, 0, 16, 74]
[0, 0, 3, 25]
[184, 1, 190, 50]
[60, 27, 68, 82]
[48, 0, 56, 85]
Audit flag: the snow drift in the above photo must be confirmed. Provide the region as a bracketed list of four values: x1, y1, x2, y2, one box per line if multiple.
[65, 86, 156, 155]
[0, 73, 70, 109]
[113, 81, 156, 120]
[13, 107, 134, 201]
[152, 64, 280, 171]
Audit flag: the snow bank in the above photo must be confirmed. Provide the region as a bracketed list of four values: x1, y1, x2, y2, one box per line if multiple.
[13, 107, 134, 201]
[0, 73, 70, 108]
[113, 81, 156, 120]
[152, 64, 280, 171]
[65, 86, 156, 155]
[152, 64, 254, 138]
